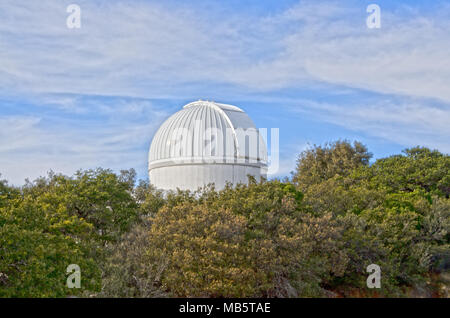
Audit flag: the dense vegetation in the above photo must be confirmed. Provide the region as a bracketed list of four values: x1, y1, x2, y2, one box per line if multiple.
[0, 141, 448, 297]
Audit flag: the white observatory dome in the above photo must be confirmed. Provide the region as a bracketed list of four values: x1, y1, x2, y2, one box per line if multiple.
[148, 100, 268, 191]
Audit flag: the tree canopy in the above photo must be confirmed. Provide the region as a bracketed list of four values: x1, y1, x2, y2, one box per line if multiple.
[0, 143, 448, 297]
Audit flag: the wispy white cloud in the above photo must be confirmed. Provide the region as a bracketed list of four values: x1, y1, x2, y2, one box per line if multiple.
[0, 0, 256, 97]
[0, 0, 449, 184]
[228, 2, 450, 103]
[2, 1, 449, 101]
[290, 98, 450, 153]
[0, 97, 169, 185]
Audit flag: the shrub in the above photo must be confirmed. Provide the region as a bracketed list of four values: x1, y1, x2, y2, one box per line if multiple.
[146, 181, 348, 297]
[98, 218, 168, 297]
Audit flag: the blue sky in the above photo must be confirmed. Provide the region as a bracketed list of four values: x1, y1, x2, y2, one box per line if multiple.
[0, 0, 449, 185]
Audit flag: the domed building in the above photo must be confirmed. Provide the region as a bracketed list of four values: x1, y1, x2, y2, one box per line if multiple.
[148, 100, 267, 191]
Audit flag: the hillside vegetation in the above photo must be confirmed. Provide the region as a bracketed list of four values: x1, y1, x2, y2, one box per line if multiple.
[0, 141, 449, 297]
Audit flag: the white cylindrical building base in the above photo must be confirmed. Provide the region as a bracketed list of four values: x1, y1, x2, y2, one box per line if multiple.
[149, 164, 266, 191]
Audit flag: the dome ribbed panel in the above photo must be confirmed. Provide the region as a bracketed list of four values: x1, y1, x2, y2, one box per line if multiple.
[181, 103, 198, 158]
[188, 105, 202, 158]
[205, 105, 212, 157]
[210, 104, 219, 157]
[149, 112, 170, 161]
[169, 108, 189, 158]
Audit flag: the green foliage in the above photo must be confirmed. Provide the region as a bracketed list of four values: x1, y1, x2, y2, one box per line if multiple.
[370, 147, 450, 197]
[145, 180, 348, 297]
[21, 169, 139, 242]
[0, 169, 139, 297]
[293, 140, 372, 191]
[98, 219, 168, 298]
[0, 142, 448, 298]
[133, 180, 165, 217]
[0, 191, 101, 297]
[0, 176, 20, 209]
[293, 142, 449, 296]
